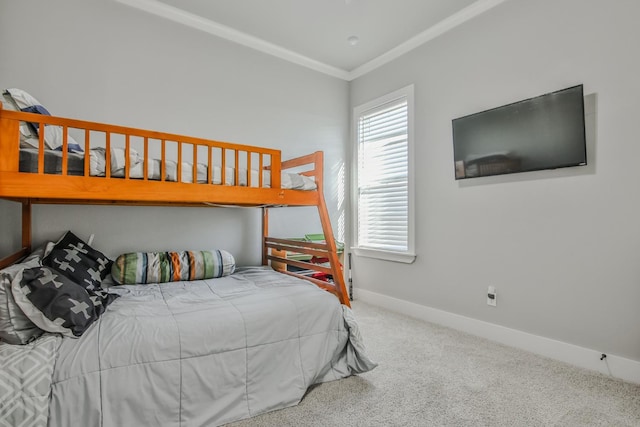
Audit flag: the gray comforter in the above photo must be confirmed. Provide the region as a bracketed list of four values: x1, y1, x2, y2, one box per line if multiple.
[44, 266, 376, 427]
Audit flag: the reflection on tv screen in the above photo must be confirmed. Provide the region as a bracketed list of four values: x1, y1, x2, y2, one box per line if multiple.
[452, 85, 587, 180]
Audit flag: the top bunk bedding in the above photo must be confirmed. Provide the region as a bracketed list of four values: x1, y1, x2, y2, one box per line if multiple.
[18, 147, 318, 190]
[0, 90, 324, 207]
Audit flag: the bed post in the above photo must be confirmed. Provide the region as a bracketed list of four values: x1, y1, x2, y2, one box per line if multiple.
[262, 207, 269, 266]
[0, 200, 32, 269]
[22, 200, 32, 254]
[0, 102, 20, 174]
[314, 152, 351, 306]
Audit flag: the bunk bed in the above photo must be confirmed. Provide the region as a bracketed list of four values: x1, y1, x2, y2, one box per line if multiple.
[0, 100, 375, 427]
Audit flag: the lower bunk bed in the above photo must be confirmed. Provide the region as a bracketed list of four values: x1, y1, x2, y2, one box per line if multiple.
[0, 240, 376, 427]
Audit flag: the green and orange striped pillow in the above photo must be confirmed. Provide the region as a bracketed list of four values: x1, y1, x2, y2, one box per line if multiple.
[111, 250, 235, 285]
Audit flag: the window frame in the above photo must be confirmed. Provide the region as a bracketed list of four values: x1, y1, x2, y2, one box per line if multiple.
[351, 85, 416, 264]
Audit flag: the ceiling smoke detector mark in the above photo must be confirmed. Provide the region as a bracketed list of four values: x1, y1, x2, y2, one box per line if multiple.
[347, 35, 360, 46]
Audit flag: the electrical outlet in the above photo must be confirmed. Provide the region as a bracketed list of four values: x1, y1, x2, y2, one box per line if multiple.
[487, 286, 497, 307]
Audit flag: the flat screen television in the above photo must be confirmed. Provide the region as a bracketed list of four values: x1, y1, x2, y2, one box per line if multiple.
[452, 85, 587, 180]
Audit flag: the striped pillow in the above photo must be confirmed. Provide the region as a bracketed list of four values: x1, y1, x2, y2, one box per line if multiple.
[111, 250, 235, 285]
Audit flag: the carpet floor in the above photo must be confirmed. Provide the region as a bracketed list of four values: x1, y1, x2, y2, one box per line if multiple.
[228, 301, 640, 426]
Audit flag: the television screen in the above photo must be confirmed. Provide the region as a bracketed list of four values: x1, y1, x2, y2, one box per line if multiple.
[452, 85, 586, 180]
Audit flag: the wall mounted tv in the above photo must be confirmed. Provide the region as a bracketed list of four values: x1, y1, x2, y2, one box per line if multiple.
[452, 84, 587, 180]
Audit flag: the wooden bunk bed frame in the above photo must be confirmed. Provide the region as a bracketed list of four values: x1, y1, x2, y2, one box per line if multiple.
[0, 103, 350, 306]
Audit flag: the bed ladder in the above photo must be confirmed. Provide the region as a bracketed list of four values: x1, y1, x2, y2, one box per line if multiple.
[262, 152, 350, 307]
[263, 209, 350, 307]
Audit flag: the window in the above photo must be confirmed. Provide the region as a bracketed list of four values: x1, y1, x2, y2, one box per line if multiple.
[352, 85, 415, 263]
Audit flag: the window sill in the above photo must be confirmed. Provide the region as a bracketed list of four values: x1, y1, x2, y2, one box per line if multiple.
[352, 247, 416, 264]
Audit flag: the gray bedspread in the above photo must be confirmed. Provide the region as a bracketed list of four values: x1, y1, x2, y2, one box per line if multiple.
[47, 266, 376, 427]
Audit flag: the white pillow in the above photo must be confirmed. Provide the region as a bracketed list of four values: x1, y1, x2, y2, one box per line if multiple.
[89, 147, 143, 177]
[2, 90, 38, 147]
[5, 88, 82, 151]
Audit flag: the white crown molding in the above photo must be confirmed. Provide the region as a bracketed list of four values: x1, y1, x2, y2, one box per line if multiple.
[114, 0, 351, 80]
[115, 0, 509, 81]
[349, 0, 511, 80]
[355, 288, 640, 385]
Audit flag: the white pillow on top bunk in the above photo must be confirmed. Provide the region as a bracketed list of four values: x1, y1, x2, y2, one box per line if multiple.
[281, 172, 317, 190]
[260, 170, 317, 190]
[1, 90, 39, 148]
[4, 88, 82, 152]
[89, 147, 144, 177]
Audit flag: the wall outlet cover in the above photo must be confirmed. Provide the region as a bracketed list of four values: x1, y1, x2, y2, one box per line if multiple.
[487, 286, 496, 306]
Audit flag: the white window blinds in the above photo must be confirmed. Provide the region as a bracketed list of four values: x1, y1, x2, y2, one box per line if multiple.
[357, 98, 409, 253]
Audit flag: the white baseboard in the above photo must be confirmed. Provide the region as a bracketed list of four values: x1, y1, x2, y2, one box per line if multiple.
[355, 289, 640, 385]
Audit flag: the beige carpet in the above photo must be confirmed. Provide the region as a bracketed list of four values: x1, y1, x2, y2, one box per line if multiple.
[228, 301, 640, 426]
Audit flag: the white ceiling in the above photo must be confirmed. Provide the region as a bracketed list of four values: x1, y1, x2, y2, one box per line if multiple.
[116, 0, 508, 80]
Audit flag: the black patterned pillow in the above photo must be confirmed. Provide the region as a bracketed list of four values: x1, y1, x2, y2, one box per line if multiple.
[43, 231, 112, 290]
[11, 267, 98, 338]
[87, 286, 119, 318]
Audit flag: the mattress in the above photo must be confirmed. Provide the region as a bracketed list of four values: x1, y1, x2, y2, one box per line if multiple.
[41, 266, 375, 426]
[19, 148, 85, 176]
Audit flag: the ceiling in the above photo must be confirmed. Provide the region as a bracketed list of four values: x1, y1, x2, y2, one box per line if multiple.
[116, 0, 507, 80]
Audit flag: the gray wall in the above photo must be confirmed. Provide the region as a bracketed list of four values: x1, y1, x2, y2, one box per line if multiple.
[2, 0, 638, 365]
[0, 0, 348, 263]
[350, 0, 640, 361]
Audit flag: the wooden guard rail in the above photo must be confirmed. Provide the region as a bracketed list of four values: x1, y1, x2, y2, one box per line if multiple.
[264, 236, 350, 306]
[0, 103, 328, 206]
[0, 103, 281, 185]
